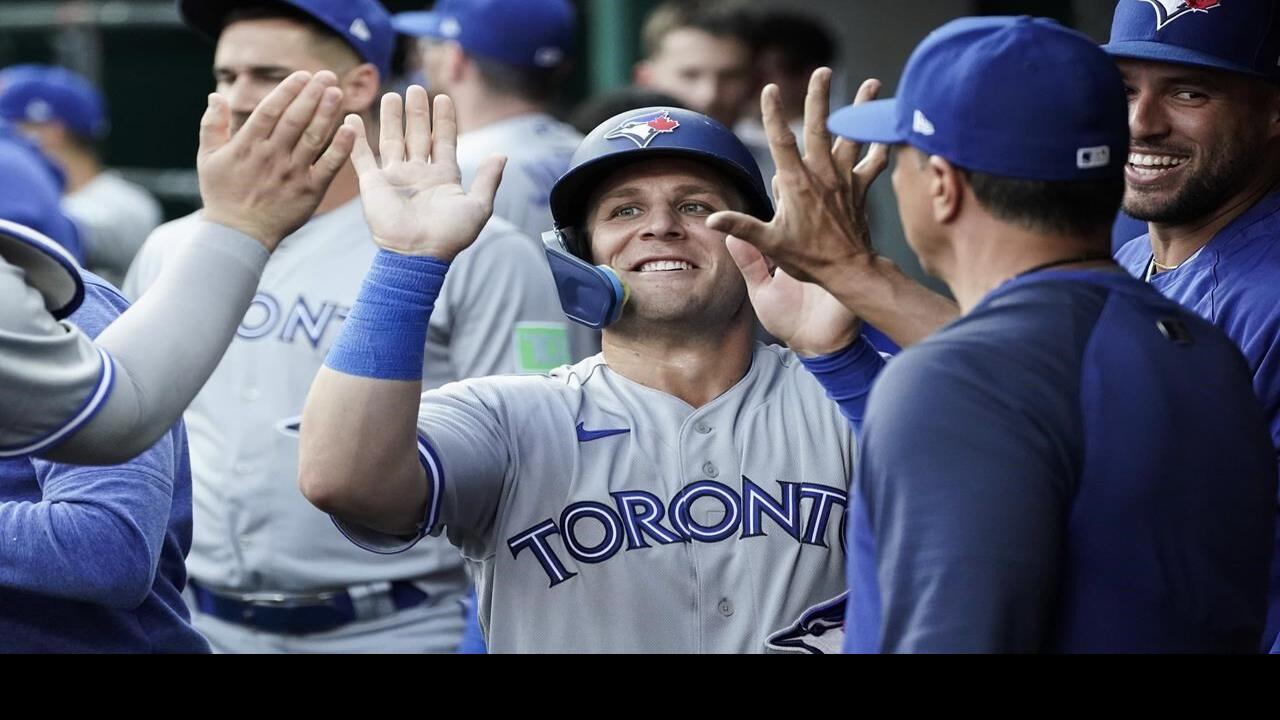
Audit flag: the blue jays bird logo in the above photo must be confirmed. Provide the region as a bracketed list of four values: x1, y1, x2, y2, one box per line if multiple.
[604, 110, 681, 148]
[1142, 0, 1221, 30]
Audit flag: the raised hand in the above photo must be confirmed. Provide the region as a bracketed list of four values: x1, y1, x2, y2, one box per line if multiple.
[706, 68, 888, 286]
[198, 70, 355, 251]
[726, 236, 860, 357]
[347, 85, 506, 261]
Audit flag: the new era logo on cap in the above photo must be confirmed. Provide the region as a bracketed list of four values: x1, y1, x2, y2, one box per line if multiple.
[24, 99, 53, 122]
[912, 109, 935, 136]
[1142, 0, 1221, 31]
[1076, 145, 1111, 169]
[349, 17, 372, 42]
[440, 17, 462, 38]
[535, 47, 565, 68]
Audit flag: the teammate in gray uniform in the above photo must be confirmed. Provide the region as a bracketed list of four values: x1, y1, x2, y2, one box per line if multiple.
[298, 90, 885, 652]
[0, 65, 162, 286]
[1, 69, 354, 465]
[126, 0, 569, 653]
[394, 0, 592, 361]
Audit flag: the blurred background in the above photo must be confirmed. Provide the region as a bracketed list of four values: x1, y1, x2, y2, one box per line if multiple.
[0, 0, 1127, 287]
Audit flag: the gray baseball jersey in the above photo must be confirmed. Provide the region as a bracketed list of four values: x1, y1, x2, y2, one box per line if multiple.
[456, 113, 581, 244]
[64, 171, 163, 287]
[456, 113, 597, 360]
[338, 344, 855, 653]
[0, 260, 108, 456]
[125, 199, 571, 647]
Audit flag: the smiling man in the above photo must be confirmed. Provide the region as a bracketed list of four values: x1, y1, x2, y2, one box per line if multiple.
[1102, 0, 1280, 652]
[297, 95, 885, 653]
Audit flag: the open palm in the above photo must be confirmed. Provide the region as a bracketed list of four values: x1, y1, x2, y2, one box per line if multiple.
[726, 236, 861, 357]
[348, 86, 505, 261]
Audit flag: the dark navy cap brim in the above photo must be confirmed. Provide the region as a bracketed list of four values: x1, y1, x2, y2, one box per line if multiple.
[392, 11, 442, 39]
[826, 99, 905, 145]
[1102, 40, 1272, 81]
[0, 218, 84, 319]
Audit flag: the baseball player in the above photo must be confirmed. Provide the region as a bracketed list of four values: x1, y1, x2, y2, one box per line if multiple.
[0, 128, 208, 652]
[1101, 0, 1280, 652]
[634, 0, 755, 130]
[297, 86, 885, 653]
[394, 0, 593, 361]
[1, 68, 354, 466]
[126, 0, 569, 653]
[0, 64, 163, 286]
[721, 16, 1275, 652]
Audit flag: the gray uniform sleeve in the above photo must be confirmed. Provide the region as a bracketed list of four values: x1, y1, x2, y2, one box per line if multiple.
[0, 262, 108, 456]
[41, 222, 268, 464]
[441, 222, 571, 377]
[859, 342, 1071, 652]
[334, 379, 514, 560]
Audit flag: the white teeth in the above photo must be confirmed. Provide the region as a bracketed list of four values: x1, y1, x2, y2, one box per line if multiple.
[1128, 152, 1185, 168]
[639, 260, 693, 272]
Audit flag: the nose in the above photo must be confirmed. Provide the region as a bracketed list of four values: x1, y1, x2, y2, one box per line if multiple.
[685, 77, 718, 118]
[1128, 86, 1171, 145]
[640, 203, 685, 241]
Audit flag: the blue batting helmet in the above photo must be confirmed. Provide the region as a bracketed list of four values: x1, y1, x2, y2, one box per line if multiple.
[541, 106, 772, 329]
[549, 106, 772, 255]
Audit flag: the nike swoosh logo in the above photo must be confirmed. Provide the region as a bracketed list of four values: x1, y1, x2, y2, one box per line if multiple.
[576, 422, 630, 442]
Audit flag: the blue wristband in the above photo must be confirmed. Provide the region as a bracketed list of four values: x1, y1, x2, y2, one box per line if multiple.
[325, 250, 449, 381]
[799, 335, 887, 428]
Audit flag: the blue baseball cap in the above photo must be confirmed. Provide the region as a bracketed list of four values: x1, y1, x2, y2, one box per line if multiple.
[0, 65, 108, 140]
[394, 0, 575, 69]
[178, 0, 394, 79]
[0, 127, 85, 316]
[1102, 0, 1280, 83]
[827, 16, 1130, 182]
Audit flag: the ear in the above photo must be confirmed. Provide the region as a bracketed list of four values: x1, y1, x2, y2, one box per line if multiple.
[341, 63, 382, 115]
[1268, 86, 1280, 140]
[928, 155, 963, 225]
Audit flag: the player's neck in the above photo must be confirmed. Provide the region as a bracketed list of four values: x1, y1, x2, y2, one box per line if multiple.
[1146, 161, 1280, 269]
[58, 148, 101, 194]
[451, 85, 544, 134]
[944, 222, 1111, 313]
[314, 162, 360, 216]
[601, 312, 755, 409]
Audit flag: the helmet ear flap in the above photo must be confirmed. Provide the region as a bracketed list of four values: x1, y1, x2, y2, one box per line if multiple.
[541, 229, 628, 329]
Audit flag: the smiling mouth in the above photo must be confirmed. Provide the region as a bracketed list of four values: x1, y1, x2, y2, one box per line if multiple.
[635, 260, 696, 272]
[1127, 152, 1188, 178]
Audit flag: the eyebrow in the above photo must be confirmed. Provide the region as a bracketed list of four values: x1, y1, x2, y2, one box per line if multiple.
[1123, 70, 1218, 90]
[596, 182, 726, 204]
[213, 64, 294, 76]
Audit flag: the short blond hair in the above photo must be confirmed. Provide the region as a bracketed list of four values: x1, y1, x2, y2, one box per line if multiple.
[640, 0, 755, 60]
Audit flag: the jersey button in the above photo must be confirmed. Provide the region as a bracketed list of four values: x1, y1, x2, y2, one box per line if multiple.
[717, 599, 734, 617]
[233, 462, 253, 475]
[694, 422, 712, 435]
[242, 387, 261, 401]
[701, 461, 719, 478]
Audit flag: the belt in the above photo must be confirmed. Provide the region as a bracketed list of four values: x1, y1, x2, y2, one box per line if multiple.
[190, 580, 430, 636]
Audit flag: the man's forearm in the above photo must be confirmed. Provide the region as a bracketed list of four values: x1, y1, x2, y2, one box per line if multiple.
[44, 222, 268, 464]
[299, 250, 449, 536]
[824, 256, 958, 348]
